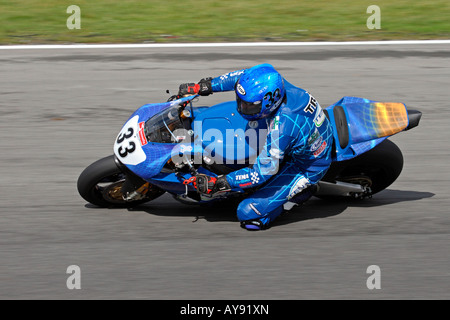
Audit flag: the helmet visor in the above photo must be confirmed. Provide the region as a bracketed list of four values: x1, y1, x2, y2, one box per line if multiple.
[237, 96, 262, 116]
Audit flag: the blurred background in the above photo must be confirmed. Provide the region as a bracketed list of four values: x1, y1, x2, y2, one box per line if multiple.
[0, 0, 449, 44]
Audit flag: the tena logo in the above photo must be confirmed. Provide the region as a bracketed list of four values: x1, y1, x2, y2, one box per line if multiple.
[237, 83, 246, 95]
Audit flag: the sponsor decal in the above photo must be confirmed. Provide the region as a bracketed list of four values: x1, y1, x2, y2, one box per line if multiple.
[203, 156, 213, 164]
[314, 107, 326, 127]
[310, 137, 323, 152]
[313, 141, 327, 157]
[219, 70, 245, 81]
[138, 122, 148, 146]
[307, 128, 320, 145]
[248, 121, 259, 129]
[239, 182, 252, 188]
[308, 128, 323, 152]
[229, 70, 245, 77]
[250, 172, 260, 184]
[270, 115, 280, 131]
[304, 95, 318, 114]
[236, 174, 250, 181]
[236, 83, 246, 95]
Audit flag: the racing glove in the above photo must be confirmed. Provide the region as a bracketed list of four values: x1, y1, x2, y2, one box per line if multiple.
[178, 77, 213, 96]
[183, 174, 230, 195]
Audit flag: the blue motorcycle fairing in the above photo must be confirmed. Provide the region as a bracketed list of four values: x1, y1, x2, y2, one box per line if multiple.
[191, 101, 268, 165]
[325, 96, 410, 161]
[148, 102, 268, 196]
[114, 95, 267, 196]
[114, 95, 198, 181]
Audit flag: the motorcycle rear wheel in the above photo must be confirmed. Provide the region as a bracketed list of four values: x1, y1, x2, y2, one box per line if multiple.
[77, 155, 165, 208]
[319, 139, 404, 198]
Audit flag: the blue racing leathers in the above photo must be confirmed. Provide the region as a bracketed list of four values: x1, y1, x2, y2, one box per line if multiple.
[210, 69, 334, 225]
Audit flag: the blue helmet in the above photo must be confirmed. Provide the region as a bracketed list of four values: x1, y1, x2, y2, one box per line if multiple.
[235, 64, 285, 121]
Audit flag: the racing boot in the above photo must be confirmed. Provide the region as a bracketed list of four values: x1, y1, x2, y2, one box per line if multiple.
[240, 184, 319, 231]
[240, 211, 278, 231]
[240, 219, 268, 231]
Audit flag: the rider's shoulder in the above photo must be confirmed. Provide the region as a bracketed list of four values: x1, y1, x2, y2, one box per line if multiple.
[283, 80, 314, 114]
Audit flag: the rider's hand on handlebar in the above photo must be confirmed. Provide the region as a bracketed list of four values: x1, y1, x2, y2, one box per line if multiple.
[183, 174, 230, 195]
[178, 77, 213, 97]
[178, 83, 199, 96]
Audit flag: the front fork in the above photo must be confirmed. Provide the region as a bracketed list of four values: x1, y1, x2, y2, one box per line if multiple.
[114, 156, 151, 201]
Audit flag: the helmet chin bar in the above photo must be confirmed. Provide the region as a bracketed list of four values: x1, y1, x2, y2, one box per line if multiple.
[237, 93, 287, 121]
[237, 97, 262, 116]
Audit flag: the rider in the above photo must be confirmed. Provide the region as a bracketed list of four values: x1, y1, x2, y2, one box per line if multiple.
[178, 64, 333, 230]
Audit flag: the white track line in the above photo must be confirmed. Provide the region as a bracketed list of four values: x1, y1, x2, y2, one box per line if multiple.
[0, 40, 450, 50]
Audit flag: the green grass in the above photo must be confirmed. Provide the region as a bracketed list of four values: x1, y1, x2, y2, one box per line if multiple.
[0, 0, 449, 44]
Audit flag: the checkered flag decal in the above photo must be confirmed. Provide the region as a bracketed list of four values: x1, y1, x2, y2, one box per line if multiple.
[250, 172, 260, 184]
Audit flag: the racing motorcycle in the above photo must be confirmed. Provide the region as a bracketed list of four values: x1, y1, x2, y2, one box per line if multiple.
[77, 94, 421, 210]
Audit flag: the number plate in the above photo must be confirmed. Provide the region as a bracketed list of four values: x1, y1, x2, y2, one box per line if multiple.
[114, 115, 146, 165]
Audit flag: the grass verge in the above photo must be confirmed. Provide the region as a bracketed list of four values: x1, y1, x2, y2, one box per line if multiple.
[0, 0, 449, 44]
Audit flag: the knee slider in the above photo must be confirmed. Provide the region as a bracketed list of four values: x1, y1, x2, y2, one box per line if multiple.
[237, 199, 263, 222]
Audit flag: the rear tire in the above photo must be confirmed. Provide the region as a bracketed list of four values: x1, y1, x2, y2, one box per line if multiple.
[77, 155, 165, 208]
[321, 139, 404, 197]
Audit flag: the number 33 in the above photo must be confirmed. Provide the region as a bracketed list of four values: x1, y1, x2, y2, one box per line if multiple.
[116, 127, 136, 157]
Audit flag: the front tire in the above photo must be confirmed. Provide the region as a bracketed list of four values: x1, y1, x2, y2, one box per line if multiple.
[77, 155, 165, 208]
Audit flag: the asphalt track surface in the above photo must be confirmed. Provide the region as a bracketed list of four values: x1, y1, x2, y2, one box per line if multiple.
[0, 43, 449, 300]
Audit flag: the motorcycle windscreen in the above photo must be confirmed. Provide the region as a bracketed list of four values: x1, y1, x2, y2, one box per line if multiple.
[346, 102, 409, 143]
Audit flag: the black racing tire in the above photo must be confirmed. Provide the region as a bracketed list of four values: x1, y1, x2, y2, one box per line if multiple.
[77, 155, 165, 208]
[321, 139, 404, 197]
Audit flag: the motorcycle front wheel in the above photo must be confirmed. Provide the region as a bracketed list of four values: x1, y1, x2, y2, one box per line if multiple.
[77, 155, 165, 208]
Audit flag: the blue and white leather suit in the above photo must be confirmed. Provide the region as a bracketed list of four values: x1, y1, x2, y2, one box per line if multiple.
[211, 69, 334, 225]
